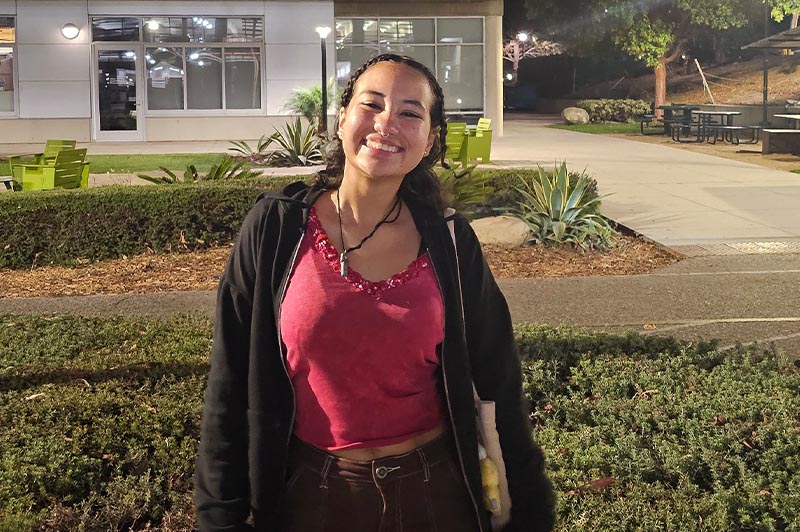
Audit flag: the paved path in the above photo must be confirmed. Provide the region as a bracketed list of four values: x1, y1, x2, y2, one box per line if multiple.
[4, 255, 799, 358]
[491, 114, 800, 246]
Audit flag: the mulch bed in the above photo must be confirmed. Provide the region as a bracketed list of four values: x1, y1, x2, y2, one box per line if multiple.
[0, 235, 679, 299]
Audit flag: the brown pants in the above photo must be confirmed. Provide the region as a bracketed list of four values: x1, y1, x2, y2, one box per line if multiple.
[282, 434, 482, 532]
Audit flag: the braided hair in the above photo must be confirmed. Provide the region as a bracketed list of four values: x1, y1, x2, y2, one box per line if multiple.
[315, 53, 448, 213]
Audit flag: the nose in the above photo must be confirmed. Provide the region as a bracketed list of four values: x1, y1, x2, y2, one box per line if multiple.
[374, 113, 399, 138]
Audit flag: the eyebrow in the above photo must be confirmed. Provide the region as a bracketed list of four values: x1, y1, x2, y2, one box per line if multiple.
[359, 90, 427, 111]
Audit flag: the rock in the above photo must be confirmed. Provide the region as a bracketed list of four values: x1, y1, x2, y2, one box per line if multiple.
[470, 216, 532, 247]
[561, 107, 590, 125]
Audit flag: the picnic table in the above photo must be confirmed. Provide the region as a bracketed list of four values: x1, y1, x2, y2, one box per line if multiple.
[773, 114, 800, 129]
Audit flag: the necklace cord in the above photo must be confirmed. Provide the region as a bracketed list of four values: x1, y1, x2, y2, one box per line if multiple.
[336, 190, 402, 277]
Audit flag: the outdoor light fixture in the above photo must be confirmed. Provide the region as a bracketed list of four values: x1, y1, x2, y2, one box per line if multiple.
[506, 73, 513, 81]
[516, 32, 529, 42]
[315, 25, 332, 134]
[61, 23, 80, 40]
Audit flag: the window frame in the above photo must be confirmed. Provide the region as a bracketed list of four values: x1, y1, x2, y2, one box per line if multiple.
[334, 16, 486, 115]
[91, 15, 267, 117]
[0, 15, 18, 119]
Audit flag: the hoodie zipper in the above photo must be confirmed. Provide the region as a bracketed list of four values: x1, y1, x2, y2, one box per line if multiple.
[429, 248, 486, 532]
[275, 227, 306, 482]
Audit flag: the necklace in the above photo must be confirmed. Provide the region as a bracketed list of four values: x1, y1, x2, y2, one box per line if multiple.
[336, 190, 402, 278]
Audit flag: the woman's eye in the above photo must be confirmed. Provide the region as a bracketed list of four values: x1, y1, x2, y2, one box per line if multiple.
[361, 102, 381, 110]
[402, 112, 423, 119]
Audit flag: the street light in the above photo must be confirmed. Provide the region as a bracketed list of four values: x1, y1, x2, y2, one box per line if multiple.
[315, 25, 332, 135]
[516, 32, 529, 42]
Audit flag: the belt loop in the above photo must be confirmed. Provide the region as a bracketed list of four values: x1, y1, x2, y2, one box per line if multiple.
[416, 449, 431, 483]
[319, 455, 334, 489]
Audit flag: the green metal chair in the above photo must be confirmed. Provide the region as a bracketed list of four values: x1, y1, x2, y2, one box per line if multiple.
[8, 140, 78, 176]
[12, 148, 89, 191]
[445, 122, 468, 161]
[459, 118, 492, 164]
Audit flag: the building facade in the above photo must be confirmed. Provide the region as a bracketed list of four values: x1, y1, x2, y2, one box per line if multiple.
[0, 0, 502, 144]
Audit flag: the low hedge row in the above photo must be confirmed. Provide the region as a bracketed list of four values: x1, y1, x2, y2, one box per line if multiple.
[2, 315, 797, 531]
[576, 99, 652, 123]
[0, 169, 599, 270]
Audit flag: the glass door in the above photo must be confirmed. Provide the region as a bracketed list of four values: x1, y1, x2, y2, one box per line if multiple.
[93, 45, 143, 141]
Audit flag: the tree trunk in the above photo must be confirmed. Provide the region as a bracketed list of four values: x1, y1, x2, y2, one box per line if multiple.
[654, 59, 667, 118]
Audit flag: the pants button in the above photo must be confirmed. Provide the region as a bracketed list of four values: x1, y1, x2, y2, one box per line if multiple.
[375, 466, 388, 479]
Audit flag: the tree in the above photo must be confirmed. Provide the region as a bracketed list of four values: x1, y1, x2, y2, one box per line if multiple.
[503, 32, 565, 84]
[526, 0, 800, 115]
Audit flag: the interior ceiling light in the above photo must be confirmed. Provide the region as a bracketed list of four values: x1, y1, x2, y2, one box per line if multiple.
[61, 23, 80, 40]
[147, 20, 160, 31]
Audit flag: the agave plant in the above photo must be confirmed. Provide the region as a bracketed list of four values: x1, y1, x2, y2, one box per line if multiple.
[137, 156, 261, 185]
[266, 117, 324, 167]
[512, 162, 616, 248]
[229, 135, 273, 158]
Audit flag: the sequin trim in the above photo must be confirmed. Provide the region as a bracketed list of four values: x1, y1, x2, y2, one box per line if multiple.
[307, 207, 431, 297]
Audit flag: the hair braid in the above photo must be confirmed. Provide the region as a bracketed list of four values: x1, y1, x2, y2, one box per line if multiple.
[315, 54, 448, 213]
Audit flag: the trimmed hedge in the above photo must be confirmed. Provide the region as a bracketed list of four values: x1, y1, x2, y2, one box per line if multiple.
[0, 169, 599, 270]
[2, 316, 798, 531]
[576, 99, 652, 123]
[0, 177, 303, 270]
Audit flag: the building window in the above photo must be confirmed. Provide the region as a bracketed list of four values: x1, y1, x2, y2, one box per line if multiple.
[0, 16, 15, 114]
[92, 17, 142, 41]
[93, 17, 264, 112]
[334, 17, 483, 114]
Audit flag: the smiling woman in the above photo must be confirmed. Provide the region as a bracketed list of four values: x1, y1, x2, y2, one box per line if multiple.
[194, 54, 555, 532]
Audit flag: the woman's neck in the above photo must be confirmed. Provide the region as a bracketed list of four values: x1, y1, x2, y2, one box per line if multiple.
[335, 177, 402, 227]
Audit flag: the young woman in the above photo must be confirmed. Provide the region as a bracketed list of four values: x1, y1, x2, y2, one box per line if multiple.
[195, 54, 554, 532]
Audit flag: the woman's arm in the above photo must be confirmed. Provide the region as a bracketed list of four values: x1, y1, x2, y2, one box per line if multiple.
[195, 205, 266, 532]
[454, 216, 556, 532]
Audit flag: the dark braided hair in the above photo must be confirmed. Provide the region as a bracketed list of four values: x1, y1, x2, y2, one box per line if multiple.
[315, 53, 448, 213]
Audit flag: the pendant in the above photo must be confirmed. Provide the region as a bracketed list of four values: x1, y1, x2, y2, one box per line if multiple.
[339, 252, 348, 278]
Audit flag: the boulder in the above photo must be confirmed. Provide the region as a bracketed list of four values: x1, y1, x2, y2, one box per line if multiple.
[470, 216, 532, 247]
[561, 107, 590, 125]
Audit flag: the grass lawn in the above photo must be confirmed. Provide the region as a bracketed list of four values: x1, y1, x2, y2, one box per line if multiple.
[0, 153, 228, 176]
[793, 168, 800, 174]
[549, 122, 643, 134]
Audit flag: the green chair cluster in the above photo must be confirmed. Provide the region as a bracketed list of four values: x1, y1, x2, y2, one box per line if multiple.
[5, 140, 90, 191]
[444, 118, 493, 166]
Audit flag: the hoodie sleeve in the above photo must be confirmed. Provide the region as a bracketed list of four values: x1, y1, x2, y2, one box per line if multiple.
[194, 201, 267, 532]
[453, 215, 556, 532]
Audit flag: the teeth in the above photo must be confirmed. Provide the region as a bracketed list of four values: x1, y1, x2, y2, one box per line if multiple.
[366, 141, 400, 153]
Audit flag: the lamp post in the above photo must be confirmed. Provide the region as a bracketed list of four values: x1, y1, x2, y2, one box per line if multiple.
[315, 25, 331, 135]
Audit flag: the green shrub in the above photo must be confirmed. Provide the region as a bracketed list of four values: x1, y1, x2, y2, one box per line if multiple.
[0, 176, 306, 269]
[436, 162, 495, 218]
[510, 162, 616, 248]
[2, 316, 797, 531]
[576, 99, 652, 123]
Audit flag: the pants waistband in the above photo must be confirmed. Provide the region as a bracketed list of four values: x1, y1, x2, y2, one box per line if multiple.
[289, 433, 456, 483]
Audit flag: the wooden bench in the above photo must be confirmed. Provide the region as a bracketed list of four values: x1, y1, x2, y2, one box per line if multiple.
[762, 129, 800, 154]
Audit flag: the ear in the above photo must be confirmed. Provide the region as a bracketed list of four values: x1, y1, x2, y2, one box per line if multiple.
[425, 126, 439, 154]
[337, 107, 347, 132]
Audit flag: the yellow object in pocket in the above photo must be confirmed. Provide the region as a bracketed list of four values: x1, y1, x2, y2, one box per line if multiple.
[479, 445, 502, 515]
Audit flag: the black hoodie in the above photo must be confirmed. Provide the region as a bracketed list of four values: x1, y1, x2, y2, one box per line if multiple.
[195, 182, 555, 532]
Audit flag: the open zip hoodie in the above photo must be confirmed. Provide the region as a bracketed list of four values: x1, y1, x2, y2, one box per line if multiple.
[195, 182, 555, 532]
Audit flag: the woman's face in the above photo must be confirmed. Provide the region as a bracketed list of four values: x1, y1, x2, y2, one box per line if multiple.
[337, 61, 438, 184]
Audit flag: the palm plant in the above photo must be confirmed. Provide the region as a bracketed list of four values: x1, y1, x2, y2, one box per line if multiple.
[512, 162, 616, 248]
[284, 80, 336, 134]
[229, 135, 273, 160]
